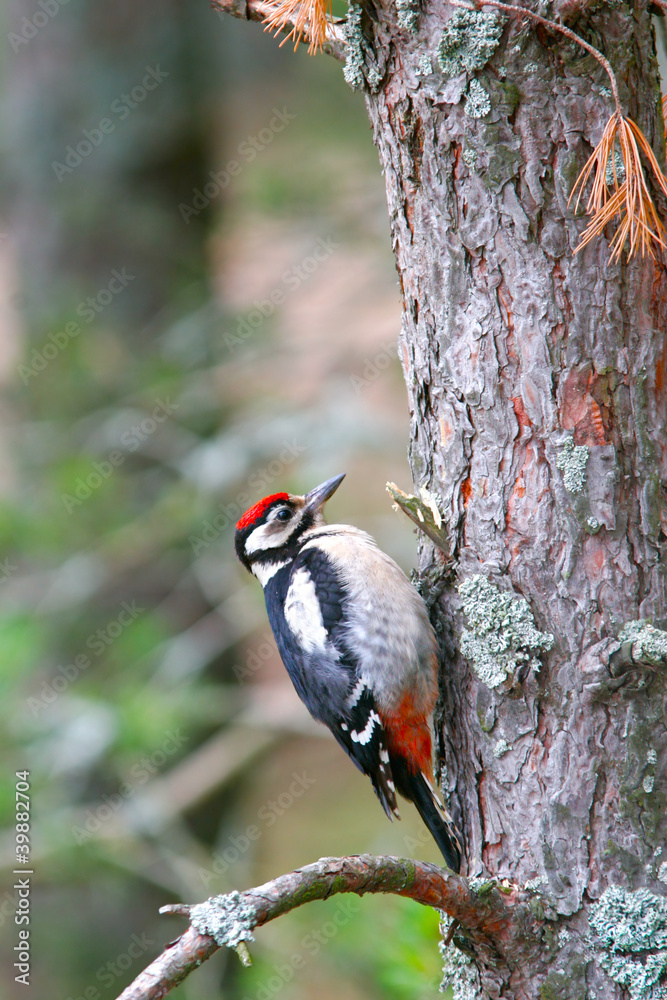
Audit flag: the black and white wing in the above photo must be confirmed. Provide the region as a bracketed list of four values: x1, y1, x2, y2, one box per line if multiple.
[264, 546, 399, 818]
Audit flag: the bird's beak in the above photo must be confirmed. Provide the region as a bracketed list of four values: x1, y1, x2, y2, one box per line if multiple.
[303, 473, 346, 513]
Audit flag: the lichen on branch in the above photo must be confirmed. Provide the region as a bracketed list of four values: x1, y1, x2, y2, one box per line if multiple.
[189, 890, 256, 950]
[116, 854, 540, 1000]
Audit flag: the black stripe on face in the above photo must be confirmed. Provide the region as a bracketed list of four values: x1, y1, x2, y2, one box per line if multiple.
[235, 505, 316, 571]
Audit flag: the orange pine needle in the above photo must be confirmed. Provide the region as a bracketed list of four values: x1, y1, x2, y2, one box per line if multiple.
[569, 113, 667, 262]
[262, 0, 332, 54]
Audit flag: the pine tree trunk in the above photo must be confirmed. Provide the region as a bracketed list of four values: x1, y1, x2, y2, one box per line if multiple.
[357, 1, 667, 997]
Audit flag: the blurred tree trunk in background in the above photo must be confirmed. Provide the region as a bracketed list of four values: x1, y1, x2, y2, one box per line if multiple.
[353, 1, 667, 997]
[5, 0, 214, 330]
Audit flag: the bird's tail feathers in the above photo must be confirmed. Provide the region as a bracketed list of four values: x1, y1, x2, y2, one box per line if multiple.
[371, 752, 401, 820]
[391, 757, 462, 872]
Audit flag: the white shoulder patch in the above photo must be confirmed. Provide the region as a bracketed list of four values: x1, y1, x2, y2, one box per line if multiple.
[284, 567, 330, 653]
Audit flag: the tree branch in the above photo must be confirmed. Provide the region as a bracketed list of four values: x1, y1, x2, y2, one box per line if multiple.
[114, 854, 538, 1000]
[210, 0, 347, 61]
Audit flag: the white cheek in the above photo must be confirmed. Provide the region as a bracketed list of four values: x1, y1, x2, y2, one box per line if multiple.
[246, 523, 282, 554]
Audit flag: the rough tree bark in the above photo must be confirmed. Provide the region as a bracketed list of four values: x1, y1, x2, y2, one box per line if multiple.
[124, 1, 667, 997]
[357, 2, 667, 998]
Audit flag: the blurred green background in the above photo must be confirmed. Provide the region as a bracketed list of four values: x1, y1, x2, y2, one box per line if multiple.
[1, 1, 446, 996]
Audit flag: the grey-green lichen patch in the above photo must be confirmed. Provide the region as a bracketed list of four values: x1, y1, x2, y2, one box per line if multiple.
[190, 891, 256, 949]
[644, 749, 658, 793]
[366, 65, 382, 90]
[556, 437, 589, 493]
[525, 875, 548, 891]
[589, 886, 667, 1000]
[436, 9, 506, 77]
[462, 147, 478, 168]
[618, 620, 667, 666]
[343, 2, 366, 91]
[439, 916, 484, 1000]
[458, 575, 554, 688]
[465, 79, 491, 119]
[493, 737, 511, 757]
[395, 0, 418, 32]
[658, 862, 667, 884]
[417, 54, 434, 76]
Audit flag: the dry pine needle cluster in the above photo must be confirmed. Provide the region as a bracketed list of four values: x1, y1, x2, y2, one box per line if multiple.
[261, 0, 667, 261]
[570, 113, 667, 262]
[262, 0, 331, 53]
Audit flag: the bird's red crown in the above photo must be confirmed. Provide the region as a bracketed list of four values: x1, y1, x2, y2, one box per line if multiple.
[236, 493, 290, 531]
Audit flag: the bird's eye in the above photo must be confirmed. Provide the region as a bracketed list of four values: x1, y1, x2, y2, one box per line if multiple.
[275, 508, 292, 522]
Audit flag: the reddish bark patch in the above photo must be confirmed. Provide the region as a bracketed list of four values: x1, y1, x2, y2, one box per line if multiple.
[560, 365, 609, 445]
[440, 416, 455, 449]
[405, 197, 415, 235]
[497, 281, 516, 364]
[401, 339, 409, 375]
[512, 396, 532, 433]
[461, 477, 472, 506]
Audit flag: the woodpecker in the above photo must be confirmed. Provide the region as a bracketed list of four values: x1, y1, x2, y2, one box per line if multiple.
[234, 473, 461, 871]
